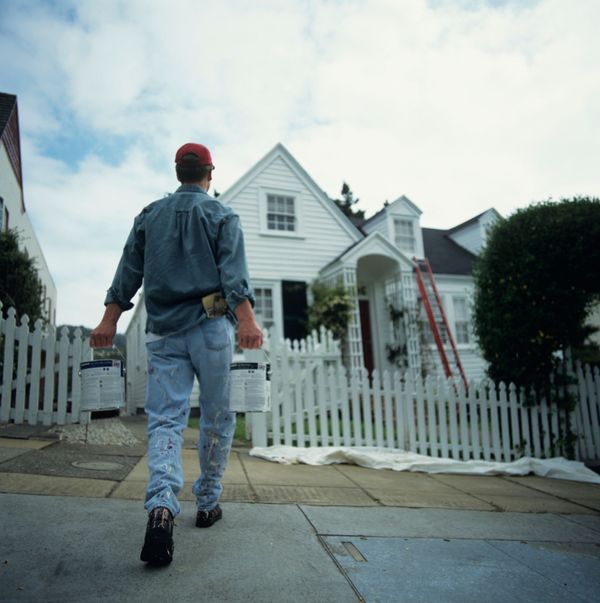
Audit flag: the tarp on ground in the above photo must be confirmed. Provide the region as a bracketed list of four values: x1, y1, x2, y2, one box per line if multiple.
[249, 446, 600, 484]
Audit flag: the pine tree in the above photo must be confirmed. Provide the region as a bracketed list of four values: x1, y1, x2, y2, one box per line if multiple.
[333, 182, 365, 220]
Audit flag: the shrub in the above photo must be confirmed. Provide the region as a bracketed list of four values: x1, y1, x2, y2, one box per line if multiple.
[473, 197, 600, 390]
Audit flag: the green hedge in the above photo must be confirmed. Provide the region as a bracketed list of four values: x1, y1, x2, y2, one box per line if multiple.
[473, 197, 600, 391]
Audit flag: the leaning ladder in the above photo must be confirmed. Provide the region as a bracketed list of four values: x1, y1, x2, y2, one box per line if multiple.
[413, 257, 468, 389]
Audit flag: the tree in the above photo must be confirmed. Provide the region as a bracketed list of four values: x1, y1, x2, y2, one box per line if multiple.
[472, 197, 600, 391]
[0, 229, 43, 323]
[333, 182, 365, 220]
[307, 281, 354, 344]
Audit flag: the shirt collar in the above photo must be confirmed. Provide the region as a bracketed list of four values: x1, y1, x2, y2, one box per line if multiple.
[175, 184, 208, 194]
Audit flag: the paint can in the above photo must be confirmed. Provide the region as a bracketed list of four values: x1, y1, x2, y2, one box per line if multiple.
[229, 357, 271, 412]
[80, 360, 125, 412]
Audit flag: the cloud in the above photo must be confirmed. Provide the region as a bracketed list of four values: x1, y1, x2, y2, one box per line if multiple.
[1, 0, 599, 328]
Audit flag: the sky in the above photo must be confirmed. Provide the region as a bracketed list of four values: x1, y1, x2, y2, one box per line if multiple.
[1, 0, 599, 331]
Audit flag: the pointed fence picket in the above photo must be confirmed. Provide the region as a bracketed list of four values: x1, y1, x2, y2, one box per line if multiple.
[0, 306, 93, 426]
[251, 328, 600, 462]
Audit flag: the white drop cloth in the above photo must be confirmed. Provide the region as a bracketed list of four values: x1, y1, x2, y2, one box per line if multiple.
[249, 446, 600, 484]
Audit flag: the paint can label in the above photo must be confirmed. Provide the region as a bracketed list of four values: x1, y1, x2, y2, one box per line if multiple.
[229, 362, 271, 412]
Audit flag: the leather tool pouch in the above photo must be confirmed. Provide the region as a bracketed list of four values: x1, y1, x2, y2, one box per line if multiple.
[202, 292, 228, 318]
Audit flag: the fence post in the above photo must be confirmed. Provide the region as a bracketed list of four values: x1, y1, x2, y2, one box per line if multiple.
[14, 315, 30, 424]
[27, 319, 44, 425]
[0, 307, 17, 423]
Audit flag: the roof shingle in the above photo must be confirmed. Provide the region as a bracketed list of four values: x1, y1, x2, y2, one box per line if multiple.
[422, 228, 477, 275]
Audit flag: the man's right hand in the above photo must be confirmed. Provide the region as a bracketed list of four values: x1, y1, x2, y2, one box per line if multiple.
[237, 318, 263, 349]
[234, 299, 263, 349]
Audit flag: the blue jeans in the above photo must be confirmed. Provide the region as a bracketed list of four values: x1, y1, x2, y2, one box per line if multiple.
[143, 317, 236, 517]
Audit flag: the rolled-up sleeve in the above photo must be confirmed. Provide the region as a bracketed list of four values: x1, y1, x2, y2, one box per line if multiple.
[104, 213, 145, 311]
[216, 213, 255, 311]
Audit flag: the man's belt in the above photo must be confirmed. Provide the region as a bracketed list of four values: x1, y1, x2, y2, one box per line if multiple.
[201, 291, 228, 318]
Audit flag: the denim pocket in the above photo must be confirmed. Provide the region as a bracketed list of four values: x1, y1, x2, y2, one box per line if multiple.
[202, 317, 231, 351]
[146, 337, 167, 354]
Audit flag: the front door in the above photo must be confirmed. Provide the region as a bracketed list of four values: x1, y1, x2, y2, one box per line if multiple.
[359, 299, 374, 375]
[282, 280, 308, 341]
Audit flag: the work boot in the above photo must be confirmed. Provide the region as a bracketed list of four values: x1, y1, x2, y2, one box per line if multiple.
[140, 507, 174, 566]
[195, 505, 222, 528]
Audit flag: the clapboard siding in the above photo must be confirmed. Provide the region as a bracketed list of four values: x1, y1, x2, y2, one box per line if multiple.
[448, 222, 481, 255]
[0, 143, 57, 325]
[362, 212, 388, 237]
[227, 156, 357, 282]
[428, 275, 487, 380]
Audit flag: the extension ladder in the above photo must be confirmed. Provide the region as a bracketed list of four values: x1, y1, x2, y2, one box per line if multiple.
[413, 257, 468, 389]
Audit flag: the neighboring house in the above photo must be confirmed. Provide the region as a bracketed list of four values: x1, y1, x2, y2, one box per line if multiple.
[0, 92, 57, 325]
[126, 143, 498, 410]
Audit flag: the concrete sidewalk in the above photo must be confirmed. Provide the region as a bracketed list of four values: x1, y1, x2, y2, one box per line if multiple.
[0, 416, 598, 514]
[1, 416, 599, 602]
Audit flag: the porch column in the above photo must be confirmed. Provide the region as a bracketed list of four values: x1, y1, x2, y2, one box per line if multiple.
[342, 264, 365, 370]
[401, 269, 423, 377]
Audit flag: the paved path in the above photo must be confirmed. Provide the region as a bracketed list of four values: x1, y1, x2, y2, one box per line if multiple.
[1, 417, 599, 602]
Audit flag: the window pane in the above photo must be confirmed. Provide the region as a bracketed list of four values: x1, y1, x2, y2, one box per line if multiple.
[453, 297, 467, 320]
[266, 194, 296, 231]
[456, 322, 470, 344]
[394, 219, 415, 253]
[254, 287, 275, 330]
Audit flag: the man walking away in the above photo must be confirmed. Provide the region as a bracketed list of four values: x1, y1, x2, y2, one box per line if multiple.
[90, 142, 262, 566]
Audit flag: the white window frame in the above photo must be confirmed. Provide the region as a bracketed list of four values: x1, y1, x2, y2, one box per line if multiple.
[423, 294, 449, 346]
[251, 280, 283, 337]
[452, 296, 470, 345]
[393, 218, 416, 254]
[259, 187, 304, 238]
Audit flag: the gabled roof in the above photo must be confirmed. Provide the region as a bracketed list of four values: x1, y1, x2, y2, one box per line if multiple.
[447, 208, 501, 233]
[320, 231, 414, 273]
[422, 228, 477, 275]
[218, 143, 362, 241]
[0, 93, 17, 138]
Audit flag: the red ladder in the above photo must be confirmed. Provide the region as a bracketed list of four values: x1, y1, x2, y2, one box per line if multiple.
[413, 257, 468, 390]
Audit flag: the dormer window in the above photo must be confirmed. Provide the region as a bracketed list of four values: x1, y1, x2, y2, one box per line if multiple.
[267, 194, 296, 232]
[394, 218, 416, 254]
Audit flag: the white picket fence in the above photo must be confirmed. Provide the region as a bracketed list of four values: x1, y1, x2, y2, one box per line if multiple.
[251, 331, 600, 462]
[0, 307, 92, 426]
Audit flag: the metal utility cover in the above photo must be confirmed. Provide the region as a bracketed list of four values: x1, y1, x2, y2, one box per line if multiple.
[324, 536, 600, 603]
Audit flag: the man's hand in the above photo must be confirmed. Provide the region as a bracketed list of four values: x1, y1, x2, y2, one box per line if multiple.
[90, 320, 117, 348]
[237, 317, 263, 349]
[234, 299, 263, 349]
[90, 304, 123, 348]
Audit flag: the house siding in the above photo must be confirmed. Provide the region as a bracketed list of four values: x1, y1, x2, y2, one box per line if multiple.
[448, 221, 481, 254]
[0, 142, 57, 324]
[421, 275, 487, 381]
[362, 212, 388, 238]
[225, 155, 356, 283]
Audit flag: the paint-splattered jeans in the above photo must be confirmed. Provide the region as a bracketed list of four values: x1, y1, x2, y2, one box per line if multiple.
[144, 316, 236, 517]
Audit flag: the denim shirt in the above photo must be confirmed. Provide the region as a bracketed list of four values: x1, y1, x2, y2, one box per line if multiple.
[105, 184, 255, 335]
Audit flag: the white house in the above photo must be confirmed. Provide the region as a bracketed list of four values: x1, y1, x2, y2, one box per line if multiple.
[0, 92, 57, 325]
[125, 143, 499, 411]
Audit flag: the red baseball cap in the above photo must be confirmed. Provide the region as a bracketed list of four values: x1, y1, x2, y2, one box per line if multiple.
[175, 142, 214, 168]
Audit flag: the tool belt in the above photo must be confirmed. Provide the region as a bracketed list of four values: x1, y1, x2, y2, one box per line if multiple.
[202, 291, 228, 318]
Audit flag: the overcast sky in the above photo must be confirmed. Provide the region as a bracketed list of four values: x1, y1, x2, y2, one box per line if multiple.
[1, 0, 599, 331]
